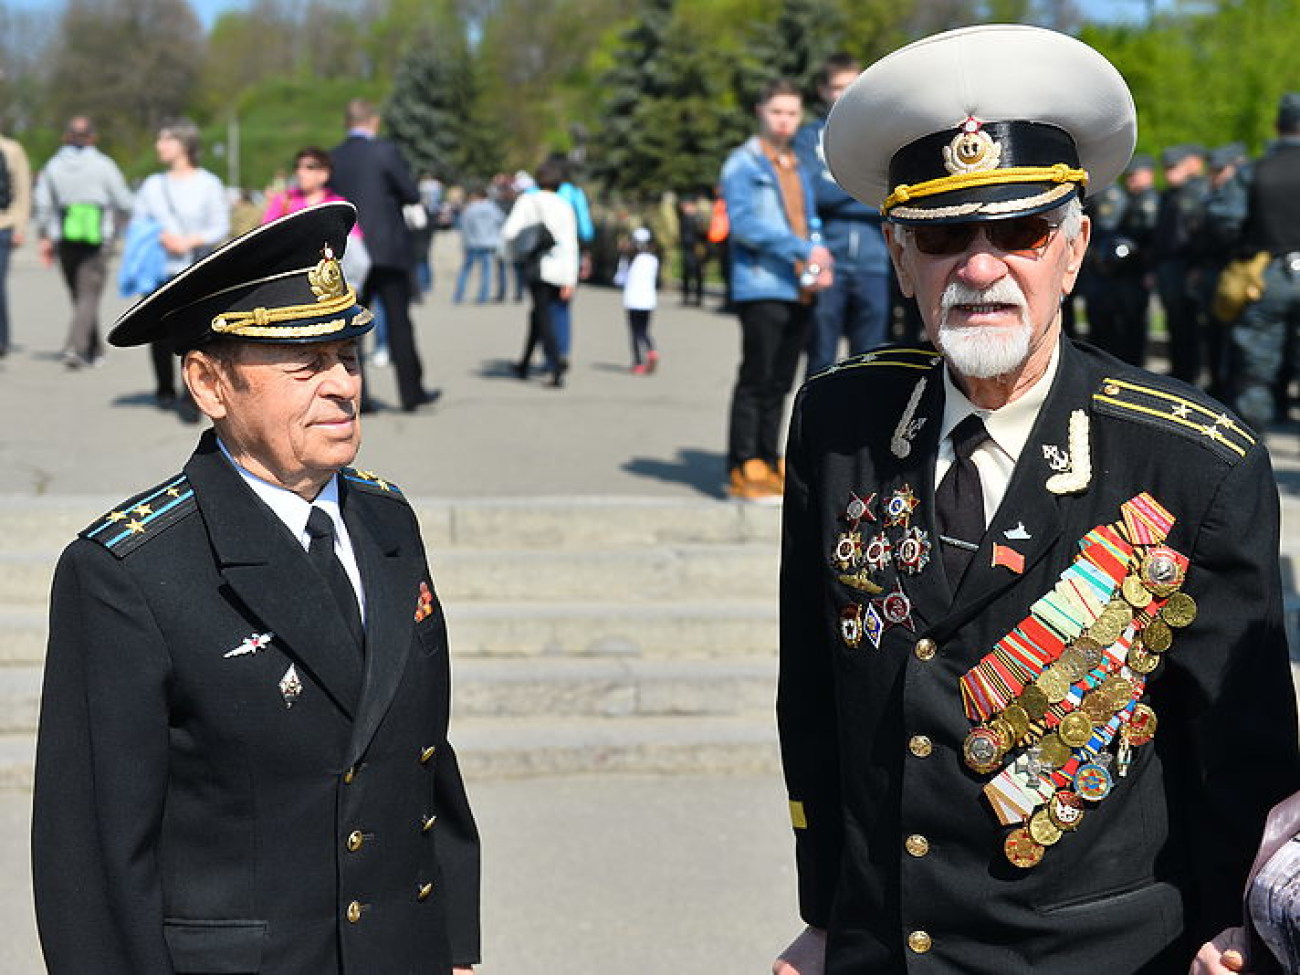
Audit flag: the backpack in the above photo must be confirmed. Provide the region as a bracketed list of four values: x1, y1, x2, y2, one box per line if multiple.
[0, 147, 11, 212]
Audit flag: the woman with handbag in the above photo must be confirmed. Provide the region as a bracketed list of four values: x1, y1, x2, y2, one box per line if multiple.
[130, 118, 229, 422]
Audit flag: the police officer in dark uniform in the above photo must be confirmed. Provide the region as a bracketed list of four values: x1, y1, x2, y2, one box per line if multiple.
[1201, 142, 1251, 398]
[1231, 95, 1300, 432]
[771, 26, 1300, 975]
[32, 202, 481, 974]
[1083, 153, 1158, 366]
[1154, 144, 1212, 385]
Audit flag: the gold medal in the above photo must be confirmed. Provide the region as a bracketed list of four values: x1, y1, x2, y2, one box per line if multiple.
[1057, 710, 1094, 748]
[1002, 703, 1031, 742]
[1037, 732, 1071, 770]
[1161, 591, 1197, 628]
[1087, 614, 1122, 647]
[1121, 575, 1153, 608]
[989, 718, 1018, 752]
[1072, 636, 1104, 672]
[1058, 646, 1089, 682]
[1126, 641, 1160, 674]
[1125, 702, 1159, 746]
[1018, 685, 1049, 721]
[1144, 618, 1173, 654]
[1029, 807, 1063, 846]
[1101, 675, 1135, 710]
[1081, 690, 1114, 723]
[1037, 666, 1071, 704]
[1005, 826, 1045, 868]
[1047, 790, 1086, 831]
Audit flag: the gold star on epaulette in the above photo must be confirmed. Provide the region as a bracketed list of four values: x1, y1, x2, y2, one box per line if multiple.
[107, 510, 127, 523]
[166, 487, 182, 498]
[1172, 403, 1190, 419]
[126, 520, 146, 535]
[134, 504, 153, 517]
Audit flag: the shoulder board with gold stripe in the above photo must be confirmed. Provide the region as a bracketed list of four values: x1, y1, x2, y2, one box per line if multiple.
[342, 467, 405, 498]
[808, 346, 942, 382]
[80, 474, 197, 559]
[1092, 377, 1255, 463]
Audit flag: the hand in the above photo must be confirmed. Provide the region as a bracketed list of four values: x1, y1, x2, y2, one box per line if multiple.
[808, 244, 833, 270]
[160, 231, 194, 256]
[579, 252, 593, 280]
[37, 238, 54, 267]
[1191, 926, 1249, 974]
[11, 230, 23, 247]
[774, 926, 826, 975]
[559, 285, 575, 301]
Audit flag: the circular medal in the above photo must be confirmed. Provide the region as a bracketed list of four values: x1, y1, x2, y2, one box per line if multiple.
[883, 486, 919, 527]
[963, 727, 1004, 774]
[1029, 807, 1063, 846]
[834, 532, 862, 570]
[1002, 703, 1031, 743]
[1121, 575, 1153, 609]
[1036, 666, 1071, 704]
[1074, 762, 1114, 801]
[1037, 732, 1071, 770]
[1126, 641, 1160, 675]
[1004, 827, 1045, 868]
[1141, 546, 1185, 596]
[879, 589, 912, 626]
[1161, 591, 1197, 629]
[1101, 675, 1135, 710]
[1125, 703, 1159, 746]
[1072, 636, 1104, 671]
[895, 527, 932, 575]
[845, 495, 868, 523]
[989, 717, 1018, 751]
[863, 532, 892, 572]
[1088, 613, 1123, 647]
[1058, 646, 1089, 682]
[1081, 690, 1114, 724]
[1058, 710, 1094, 749]
[1048, 790, 1086, 831]
[1144, 618, 1173, 653]
[1018, 685, 1049, 721]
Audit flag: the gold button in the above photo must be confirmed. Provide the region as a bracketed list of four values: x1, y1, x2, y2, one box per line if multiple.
[908, 930, 932, 954]
[905, 834, 930, 858]
[346, 830, 365, 852]
[419, 745, 436, 764]
[908, 735, 933, 758]
[914, 638, 937, 661]
[346, 900, 363, 924]
[421, 814, 437, 833]
[417, 882, 433, 902]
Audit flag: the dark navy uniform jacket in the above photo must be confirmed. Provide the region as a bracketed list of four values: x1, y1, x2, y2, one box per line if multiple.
[778, 339, 1300, 973]
[33, 431, 480, 974]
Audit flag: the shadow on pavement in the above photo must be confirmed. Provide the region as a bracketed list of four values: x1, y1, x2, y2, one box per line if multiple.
[623, 448, 727, 498]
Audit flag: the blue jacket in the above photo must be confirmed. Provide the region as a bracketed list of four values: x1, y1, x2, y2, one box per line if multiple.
[793, 117, 890, 274]
[720, 136, 822, 303]
[117, 216, 167, 298]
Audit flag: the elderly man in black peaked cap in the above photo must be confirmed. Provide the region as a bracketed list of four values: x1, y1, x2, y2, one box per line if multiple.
[32, 201, 480, 974]
[771, 25, 1300, 975]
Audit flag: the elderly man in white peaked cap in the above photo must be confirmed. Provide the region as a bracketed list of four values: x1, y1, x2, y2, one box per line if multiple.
[772, 24, 1300, 975]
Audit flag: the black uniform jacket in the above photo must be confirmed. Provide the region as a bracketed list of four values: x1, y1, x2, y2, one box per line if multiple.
[329, 134, 420, 271]
[33, 432, 480, 974]
[778, 339, 1300, 974]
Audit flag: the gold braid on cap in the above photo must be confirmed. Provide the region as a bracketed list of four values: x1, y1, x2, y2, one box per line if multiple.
[882, 164, 1088, 215]
[211, 246, 361, 338]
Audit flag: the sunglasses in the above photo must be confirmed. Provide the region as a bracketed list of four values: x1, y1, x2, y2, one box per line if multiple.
[911, 215, 1060, 257]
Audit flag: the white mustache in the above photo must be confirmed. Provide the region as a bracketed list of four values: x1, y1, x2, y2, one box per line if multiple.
[939, 280, 1028, 321]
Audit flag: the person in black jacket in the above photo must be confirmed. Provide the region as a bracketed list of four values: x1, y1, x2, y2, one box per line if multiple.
[330, 99, 438, 413]
[32, 202, 481, 975]
[772, 26, 1300, 975]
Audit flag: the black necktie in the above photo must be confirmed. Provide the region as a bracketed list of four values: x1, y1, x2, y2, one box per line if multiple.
[935, 414, 990, 586]
[305, 506, 364, 650]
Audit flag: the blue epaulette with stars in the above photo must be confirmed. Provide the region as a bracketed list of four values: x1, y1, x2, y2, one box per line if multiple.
[1092, 376, 1256, 465]
[81, 474, 197, 559]
[341, 467, 405, 499]
[807, 345, 942, 382]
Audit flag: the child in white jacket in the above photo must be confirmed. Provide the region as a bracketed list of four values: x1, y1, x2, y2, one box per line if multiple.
[622, 226, 660, 374]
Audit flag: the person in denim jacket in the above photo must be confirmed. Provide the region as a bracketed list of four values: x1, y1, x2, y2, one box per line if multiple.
[721, 78, 832, 501]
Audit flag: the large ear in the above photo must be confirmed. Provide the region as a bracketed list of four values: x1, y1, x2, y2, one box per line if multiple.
[884, 224, 915, 298]
[1060, 213, 1092, 297]
[182, 350, 230, 422]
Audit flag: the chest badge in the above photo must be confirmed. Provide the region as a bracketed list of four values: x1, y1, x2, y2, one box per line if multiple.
[224, 631, 274, 659]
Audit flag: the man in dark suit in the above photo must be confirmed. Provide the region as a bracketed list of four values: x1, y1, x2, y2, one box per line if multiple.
[329, 98, 437, 413]
[772, 26, 1300, 975]
[32, 202, 480, 974]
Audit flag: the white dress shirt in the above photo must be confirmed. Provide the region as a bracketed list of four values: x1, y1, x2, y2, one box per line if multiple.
[218, 440, 366, 622]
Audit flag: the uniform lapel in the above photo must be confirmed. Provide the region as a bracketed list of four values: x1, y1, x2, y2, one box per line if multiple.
[933, 340, 1097, 634]
[185, 433, 363, 717]
[342, 484, 424, 766]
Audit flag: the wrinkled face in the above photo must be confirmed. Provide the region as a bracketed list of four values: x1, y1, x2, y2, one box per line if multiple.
[885, 210, 1090, 381]
[757, 93, 803, 146]
[195, 340, 363, 498]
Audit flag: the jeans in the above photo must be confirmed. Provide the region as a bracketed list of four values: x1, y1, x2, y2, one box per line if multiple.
[0, 227, 11, 351]
[805, 266, 891, 376]
[727, 300, 809, 468]
[454, 247, 494, 303]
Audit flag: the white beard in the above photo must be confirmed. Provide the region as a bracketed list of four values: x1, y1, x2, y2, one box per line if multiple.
[936, 280, 1033, 379]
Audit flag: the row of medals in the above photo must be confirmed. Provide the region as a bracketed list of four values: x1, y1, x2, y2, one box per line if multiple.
[965, 548, 1196, 868]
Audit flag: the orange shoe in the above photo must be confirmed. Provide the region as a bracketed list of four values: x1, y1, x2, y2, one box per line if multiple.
[727, 459, 782, 501]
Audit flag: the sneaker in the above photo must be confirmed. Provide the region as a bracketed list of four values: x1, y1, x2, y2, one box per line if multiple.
[646, 350, 660, 373]
[726, 459, 782, 502]
[765, 457, 786, 493]
[631, 363, 648, 375]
